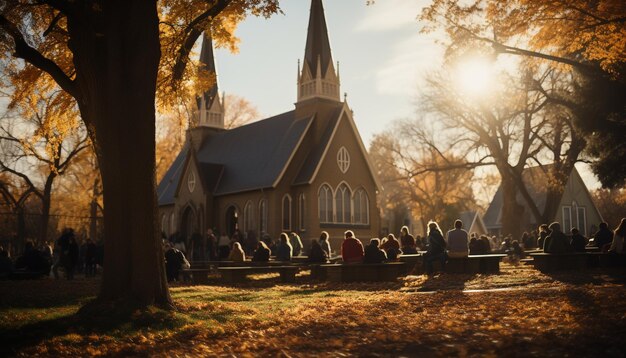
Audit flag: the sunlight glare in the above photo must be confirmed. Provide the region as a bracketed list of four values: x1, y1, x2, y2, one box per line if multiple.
[454, 56, 494, 98]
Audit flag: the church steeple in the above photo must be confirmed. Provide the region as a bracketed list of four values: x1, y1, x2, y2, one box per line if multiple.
[194, 32, 225, 129]
[297, 0, 340, 103]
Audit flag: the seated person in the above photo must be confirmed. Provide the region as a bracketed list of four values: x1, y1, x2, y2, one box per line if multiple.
[228, 242, 246, 262]
[164, 243, 189, 282]
[290, 232, 304, 257]
[318, 231, 332, 258]
[399, 226, 418, 254]
[570, 228, 587, 252]
[14, 241, 50, 277]
[478, 235, 492, 254]
[341, 230, 364, 264]
[468, 237, 480, 255]
[252, 241, 271, 262]
[504, 240, 525, 265]
[592, 222, 613, 252]
[275, 233, 293, 262]
[446, 219, 469, 258]
[380, 234, 401, 260]
[307, 239, 329, 263]
[544, 222, 571, 253]
[608, 218, 625, 254]
[423, 221, 447, 275]
[363, 238, 387, 264]
[499, 237, 513, 253]
[0, 248, 13, 278]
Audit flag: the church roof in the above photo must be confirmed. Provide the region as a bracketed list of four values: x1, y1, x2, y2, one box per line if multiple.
[197, 110, 312, 195]
[293, 105, 343, 185]
[157, 110, 314, 204]
[304, 0, 333, 76]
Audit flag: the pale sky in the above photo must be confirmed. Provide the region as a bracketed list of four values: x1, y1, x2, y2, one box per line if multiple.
[212, 0, 600, 191]
[213, 0, 439, 144]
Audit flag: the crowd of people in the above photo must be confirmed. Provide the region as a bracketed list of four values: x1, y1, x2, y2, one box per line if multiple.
[0, 228, 104, 280]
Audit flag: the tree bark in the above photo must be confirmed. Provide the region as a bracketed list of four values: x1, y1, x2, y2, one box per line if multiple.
[67, 1, 171, 307]
[500, 174, 524, 239]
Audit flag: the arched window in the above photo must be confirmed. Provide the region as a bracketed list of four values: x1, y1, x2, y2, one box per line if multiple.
[337, 147, 350, 173]
[161, 214, 168, 236]
[298, 193, 306, 231]
[243, 201, 255, 233]
[353, 189, 370, 224]
[169, 213, 175, 236]
[282, 194, 292, 231]
[335, 183, 352, 224]
[259, 199, 268, 235]
[318, 184, 333, 223]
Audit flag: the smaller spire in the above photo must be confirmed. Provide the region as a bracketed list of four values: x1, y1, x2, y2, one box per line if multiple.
[193, 32, 224, 130]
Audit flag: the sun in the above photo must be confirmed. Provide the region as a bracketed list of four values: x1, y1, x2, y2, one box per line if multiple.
[453, 56, 494, 98]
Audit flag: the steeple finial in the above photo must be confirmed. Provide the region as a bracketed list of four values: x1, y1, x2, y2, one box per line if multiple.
[194, 32, 224, 130]
[297, 0, 340, 103]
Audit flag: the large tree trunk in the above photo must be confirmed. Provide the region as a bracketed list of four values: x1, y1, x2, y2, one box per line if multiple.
[39, 175, 54, 243]
[500, 175, 524, 239]
[68, 0, 171, 307]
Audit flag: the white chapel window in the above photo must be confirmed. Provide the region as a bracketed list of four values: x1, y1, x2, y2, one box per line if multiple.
[187, 171, 196, 193]
[337, 147, 350, 173]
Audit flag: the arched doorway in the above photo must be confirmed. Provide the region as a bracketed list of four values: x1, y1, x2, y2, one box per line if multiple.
[180, 206, 197, 247]
[225, 205, 239, 237]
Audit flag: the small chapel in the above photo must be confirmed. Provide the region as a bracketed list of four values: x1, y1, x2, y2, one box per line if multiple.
[157, 0, 380, 248]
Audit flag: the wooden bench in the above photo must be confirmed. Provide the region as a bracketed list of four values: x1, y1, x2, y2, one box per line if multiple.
[218, 266, 300, 283]
[587, 252, 626, 268]
[529, 252, 588, 272]
[182, 268, 213, 285]
[318, 262, 405, 282]
[398, 254, 423, 274]
[438, 254, 505, 274]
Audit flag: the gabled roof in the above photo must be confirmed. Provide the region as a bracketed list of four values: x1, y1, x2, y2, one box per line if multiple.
[304, 0, 333, 76]
[196, 110, 313, 196]
[483, 165, 580, 228]
[157, 144, 189, 206]
[157, 111, 313, 204]
[459, 211, 487, 234]
[292, 102, 381, 190]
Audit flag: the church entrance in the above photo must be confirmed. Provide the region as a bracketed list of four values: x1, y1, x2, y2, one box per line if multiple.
[181, 206, 197, 247]
[225, 206, 239, 237]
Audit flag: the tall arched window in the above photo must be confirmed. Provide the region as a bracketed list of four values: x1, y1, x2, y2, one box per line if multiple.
[353, 189, 370, 224]
[243, 201, 255, 233]
[298, 193, 306, 231]
[259, 199, 268, 235]
[318, 184, 333, 223]
[161, 214, 168, 236]
[335, 183, 351, 223]
[282, 194, 292, 231]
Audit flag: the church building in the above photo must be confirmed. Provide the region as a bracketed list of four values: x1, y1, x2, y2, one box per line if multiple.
[157, 0, 381, 249]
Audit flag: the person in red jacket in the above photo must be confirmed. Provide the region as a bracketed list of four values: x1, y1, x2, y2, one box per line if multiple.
[341, 230, 364, 263]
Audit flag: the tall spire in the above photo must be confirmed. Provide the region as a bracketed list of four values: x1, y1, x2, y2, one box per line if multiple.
[297, 0, 340, 103]
[194, 32, 224, 129]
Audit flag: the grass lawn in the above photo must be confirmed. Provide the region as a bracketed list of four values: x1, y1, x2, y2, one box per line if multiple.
[1, 263, 625, 357]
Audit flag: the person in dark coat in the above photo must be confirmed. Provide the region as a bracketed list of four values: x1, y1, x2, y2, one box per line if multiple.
[84, 238, 97, 277]
[537, 224, 550, 249]
[423, 221, 447, 274]
[381, 234, 401, 261]
[592, 222, 613, 251]
[15, 241, 50, 277]
[164, 243, 188, 282]
[66, 236, 79, 280]
[544, 222, 571, 253]
[363, 238, 387, 264]
[0, 247, 12, 278]
[275, 233, 293, 262]
[252, 241, 271, 262]
[399, 226, 417, 254]
[478, 235, 492, 254]
[307, 239, 328, 263]
[319, 231, 332, 258]
[569, 228, 587, 252]
[468, 236, 480, 255]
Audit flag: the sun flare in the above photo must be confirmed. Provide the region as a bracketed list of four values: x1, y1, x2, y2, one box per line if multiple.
[454, 56, 494, 97]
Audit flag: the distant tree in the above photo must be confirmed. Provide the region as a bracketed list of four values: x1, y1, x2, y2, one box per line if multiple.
[591, 188, 626, 229]
[224, 94, 261, 129]
[0, 91, 89, 244]
[369, 130, 476, 234]
[0, 0, 280, 308]
[416, 65, 585, 237]
[421, 0, 626, 188]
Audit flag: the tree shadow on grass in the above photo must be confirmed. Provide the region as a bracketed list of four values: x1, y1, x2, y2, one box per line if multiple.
[0, 300, 186, 357]
[545, 267, 626, 286]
